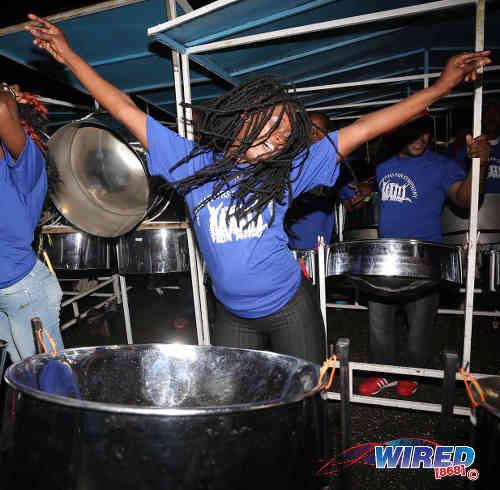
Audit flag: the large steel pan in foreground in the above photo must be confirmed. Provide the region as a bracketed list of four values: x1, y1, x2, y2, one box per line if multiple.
[1, 344, 324, 490]
[470, 376, 500, 488]
[327, 239, 463, 296]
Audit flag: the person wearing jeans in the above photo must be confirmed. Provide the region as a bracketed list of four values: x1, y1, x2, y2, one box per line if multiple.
[359, 115, 491, 397]
[0, 82, 64, 362]
[0, 260, 63, 361]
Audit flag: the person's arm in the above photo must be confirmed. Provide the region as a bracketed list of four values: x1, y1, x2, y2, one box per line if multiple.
[337, 52, 491, 162]
[0, 83, 27, 159]
[25, 14, 148, 150]
[341, 178, 376, 212]
[448, 134, 491, 207]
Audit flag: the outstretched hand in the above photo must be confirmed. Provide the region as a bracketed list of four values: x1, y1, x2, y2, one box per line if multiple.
[436, 51, 491, 94]
[25, 14, 72, 65]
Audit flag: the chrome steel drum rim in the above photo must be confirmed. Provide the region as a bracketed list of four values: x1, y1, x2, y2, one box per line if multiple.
[5, 344, 319, 416]
[326, 239, 463, 288]
[47, 117, 152, 237]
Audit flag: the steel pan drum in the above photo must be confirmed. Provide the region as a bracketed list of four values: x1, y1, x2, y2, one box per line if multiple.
[1, 344, 324, 490]
[442, 193, 500, 245]
[470, 376, 500, 487]
[477, 243, 500, 292]
[116, 222, 189, 274]
[327, 239, 463, 296]
[47, 115, 153, 237]
[340, 192, 379, 240]
[42, 226, 111, 271]
[292, 249, 317, 284]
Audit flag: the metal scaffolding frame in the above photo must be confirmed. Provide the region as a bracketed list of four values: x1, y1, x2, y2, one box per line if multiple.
[151, 0, 496, 415]
[57, 274, 134, 344]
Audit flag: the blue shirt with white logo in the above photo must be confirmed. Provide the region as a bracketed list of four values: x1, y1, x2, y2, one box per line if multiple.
[0, 134, 47, 288]
[484, 142, 500, 193]
[146, 116, 340, 318]
[376, 150, 466, 242]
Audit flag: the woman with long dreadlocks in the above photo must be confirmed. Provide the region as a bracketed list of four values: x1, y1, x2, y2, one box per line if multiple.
[26, 14, 490, 364]
[0, 81, 64, 362]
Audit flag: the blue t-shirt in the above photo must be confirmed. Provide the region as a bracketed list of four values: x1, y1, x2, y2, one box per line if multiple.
[146, 116, 339, 317]
[376, 150, 466, 242]
[0, 134, 47, 288]
[287, 184, 355, 249]
[486, 142, 500, 192]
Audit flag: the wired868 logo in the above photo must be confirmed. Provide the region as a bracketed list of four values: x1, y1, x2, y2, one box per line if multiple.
[318, 438, 479, 482]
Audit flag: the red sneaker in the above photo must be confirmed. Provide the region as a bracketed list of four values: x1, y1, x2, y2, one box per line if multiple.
[396, 381, 418, 397]
[358, 377, 396, 396]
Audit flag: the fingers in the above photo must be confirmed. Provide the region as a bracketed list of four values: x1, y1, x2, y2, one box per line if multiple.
[26, 27, 54, 41]
[27, 13, 55, 29]
[456, 50, 491, 63]
[465, 134, 473, 145]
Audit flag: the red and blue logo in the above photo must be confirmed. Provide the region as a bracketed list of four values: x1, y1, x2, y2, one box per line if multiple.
[318, 438, 479, 481]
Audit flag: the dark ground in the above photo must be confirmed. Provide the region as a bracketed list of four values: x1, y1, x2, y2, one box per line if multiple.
[33, 273, 500, 489]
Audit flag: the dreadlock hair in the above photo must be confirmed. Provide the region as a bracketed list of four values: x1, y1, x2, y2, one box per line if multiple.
[168, 77, 341, 228]
[17, 93, 62, 195]
[17, 93, 48, 153]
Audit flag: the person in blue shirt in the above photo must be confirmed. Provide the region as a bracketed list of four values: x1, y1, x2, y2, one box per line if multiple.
[359, 115, 491, 397]
[449, 101, 500, 193]
[0, 82, 64, 362]
[286, 112, 373, 251]
[481, 100, 500, 192]
[26, 14, 490, 364]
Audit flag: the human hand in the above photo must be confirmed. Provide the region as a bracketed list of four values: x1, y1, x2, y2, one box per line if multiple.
[346, 177, 376, 209]
[435, 51, 491, 94]
[25, 14, 73, 65]
[466, 134, 491, 163]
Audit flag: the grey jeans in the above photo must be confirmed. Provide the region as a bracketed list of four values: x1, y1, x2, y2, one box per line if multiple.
[368, 291, 440, 368]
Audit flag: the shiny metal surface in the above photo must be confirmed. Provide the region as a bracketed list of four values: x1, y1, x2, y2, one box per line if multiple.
[2, 344, 324, 489]
[291, 249, 317, 284]
[478, 243, 500, 292]
[42, 226, 111, 271]
[341, 192, 379, 240]
[326, 239, 463, 296]
[5, 344, 319, 414]
[116, 223, 189, 274]
[442, 194, 500, 245]
[47, 116, 151, 237]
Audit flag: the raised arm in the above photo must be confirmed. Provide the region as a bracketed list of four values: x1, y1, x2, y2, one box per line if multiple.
[337, 51, 491, 162]
[0, 83, 27, 159]
[25, 14, 148, 150]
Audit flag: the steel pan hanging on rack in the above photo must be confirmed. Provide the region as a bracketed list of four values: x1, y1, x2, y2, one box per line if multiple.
[47, 114, 163, 238]
[338, 192, 379, 240]
[291, 249, 317, 284]
[41, 225, 112, 271]
[442, 193, 500, 245]
[116, 222, 190, 274]
[326, 239, 463, 296]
